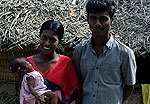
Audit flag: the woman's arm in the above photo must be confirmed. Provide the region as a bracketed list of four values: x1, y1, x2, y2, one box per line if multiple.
[65, 60, 82, 103]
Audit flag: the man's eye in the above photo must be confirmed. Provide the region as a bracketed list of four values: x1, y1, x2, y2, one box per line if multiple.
[89, 17, 96, 21]
[100, 16, 109, 22]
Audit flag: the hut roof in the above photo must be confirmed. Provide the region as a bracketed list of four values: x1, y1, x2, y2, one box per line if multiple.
[0, 0, 150, 55]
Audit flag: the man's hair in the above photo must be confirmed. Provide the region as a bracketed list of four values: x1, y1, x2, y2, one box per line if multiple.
[8, 57, 30, 73]
[40, 20, 64, 41]
[86, 0, 116, 19]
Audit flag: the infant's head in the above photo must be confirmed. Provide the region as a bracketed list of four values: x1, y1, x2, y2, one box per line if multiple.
[9, 57, 33, 79]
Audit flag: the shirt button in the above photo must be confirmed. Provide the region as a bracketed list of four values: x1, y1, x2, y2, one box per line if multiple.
[96, 67, 98, 69]
[95, 81, 97, 83]
[93, 95, 95, 97]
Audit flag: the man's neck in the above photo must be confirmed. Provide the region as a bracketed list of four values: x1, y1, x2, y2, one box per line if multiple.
[91, 34, 110, 57]
[92, 34, 110, 47]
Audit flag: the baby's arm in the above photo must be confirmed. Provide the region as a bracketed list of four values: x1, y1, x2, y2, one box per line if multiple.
[27, 76, 41, 101]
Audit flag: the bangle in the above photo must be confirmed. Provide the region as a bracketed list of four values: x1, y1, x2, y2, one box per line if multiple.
[34, 94, 38, 97]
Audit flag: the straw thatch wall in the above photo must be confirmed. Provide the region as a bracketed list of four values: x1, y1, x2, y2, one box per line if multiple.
[0, 0, 149, 103]
[0, 45, 39, 104]
[1, 0, 150, 52]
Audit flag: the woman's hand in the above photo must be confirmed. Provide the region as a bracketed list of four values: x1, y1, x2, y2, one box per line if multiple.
[35, 93, 42, 102]
[44, 91, 58, 104]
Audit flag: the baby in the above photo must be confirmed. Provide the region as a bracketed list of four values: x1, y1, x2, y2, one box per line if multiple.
[9, 57, 57, 104]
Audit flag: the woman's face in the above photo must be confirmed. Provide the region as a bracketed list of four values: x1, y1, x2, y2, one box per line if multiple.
[40, 30, 59, 55]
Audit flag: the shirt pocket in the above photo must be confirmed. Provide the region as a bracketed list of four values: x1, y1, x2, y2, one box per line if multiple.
[101, 61, 122, 85]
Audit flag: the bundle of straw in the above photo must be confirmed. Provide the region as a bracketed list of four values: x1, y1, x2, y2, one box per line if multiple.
[0, 0, 150, 55]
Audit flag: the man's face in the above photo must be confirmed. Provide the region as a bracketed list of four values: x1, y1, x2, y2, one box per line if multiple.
[88, 11, 113, 38]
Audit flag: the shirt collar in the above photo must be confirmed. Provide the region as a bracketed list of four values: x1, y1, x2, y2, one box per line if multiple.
[89, 35, 114, 50]
[105, 35, 114, 50]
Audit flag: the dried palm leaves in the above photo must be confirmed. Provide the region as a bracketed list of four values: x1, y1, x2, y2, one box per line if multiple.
[0, 0, 150, 54]
[112, 0, 150, 54]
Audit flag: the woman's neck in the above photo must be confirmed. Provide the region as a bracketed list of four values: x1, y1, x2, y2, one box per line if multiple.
[38, 52, 59, 62]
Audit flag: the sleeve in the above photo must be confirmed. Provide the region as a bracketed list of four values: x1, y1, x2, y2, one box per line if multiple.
[44, 57, 82, 104]
[72, 45, 82, 83]
[64, 59, 82, 103]
[26, 73, 35, 80]
[23, 74, 35, 93]
[121, 49, 137, 85]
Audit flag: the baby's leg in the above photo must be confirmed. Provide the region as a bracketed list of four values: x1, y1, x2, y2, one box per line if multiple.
[44, 91, 57, 104]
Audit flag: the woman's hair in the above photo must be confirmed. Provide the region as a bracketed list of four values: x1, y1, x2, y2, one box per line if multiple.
[39, 20, 64, 41]
[8, 57, 30, 73]
[86, 0, 116, 19]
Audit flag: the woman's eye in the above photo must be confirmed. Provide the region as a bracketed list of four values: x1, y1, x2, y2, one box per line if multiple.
[41, 36, 47, 40]
[50, 38, 57, 43]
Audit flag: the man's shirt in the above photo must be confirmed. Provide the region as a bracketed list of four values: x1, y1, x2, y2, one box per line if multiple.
[72, 35, 136, 104]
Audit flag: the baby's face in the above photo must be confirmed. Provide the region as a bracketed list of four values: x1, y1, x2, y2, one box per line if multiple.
[23, 60, 33, 72]
[17, 59, 33, 72]
[10, 59, 33, 81]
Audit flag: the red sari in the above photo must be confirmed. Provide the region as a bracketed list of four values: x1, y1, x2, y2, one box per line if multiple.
[27, 55, 81, 104]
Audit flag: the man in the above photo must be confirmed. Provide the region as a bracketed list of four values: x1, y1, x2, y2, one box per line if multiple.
[72, 0, 137, 104]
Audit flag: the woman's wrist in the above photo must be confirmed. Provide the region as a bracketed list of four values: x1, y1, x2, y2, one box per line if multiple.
[33, 93, 39, 97]
[51, 92, 58, 98]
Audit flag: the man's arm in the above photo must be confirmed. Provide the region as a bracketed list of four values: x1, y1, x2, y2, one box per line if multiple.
[123, 84, 134, 102]
[121, 49, 136, 102]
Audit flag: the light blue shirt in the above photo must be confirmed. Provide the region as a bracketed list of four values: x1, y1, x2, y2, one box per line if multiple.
[72, 35, 136, 104]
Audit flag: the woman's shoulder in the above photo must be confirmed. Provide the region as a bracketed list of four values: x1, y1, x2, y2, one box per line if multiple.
[27, 55, 39, 62]
[27, 55, 34, 61]
[27, 55, 33, 58]
[60, 55, 71, 60]
[58, 55, 75, 70]
[59, 55, 73, 62]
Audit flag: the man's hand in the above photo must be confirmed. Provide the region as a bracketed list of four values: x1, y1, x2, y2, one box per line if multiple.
[123, 84, 134, 102]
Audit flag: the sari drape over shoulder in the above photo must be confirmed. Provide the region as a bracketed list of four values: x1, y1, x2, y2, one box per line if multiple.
[27, 55, 81, 104]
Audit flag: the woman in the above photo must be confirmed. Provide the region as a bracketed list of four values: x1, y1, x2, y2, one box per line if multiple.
[27, 20, 81, 104]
